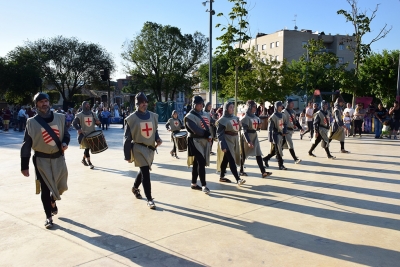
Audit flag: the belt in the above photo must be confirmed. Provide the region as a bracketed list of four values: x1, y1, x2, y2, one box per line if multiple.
[247, 129, 256, 133]
[188, 133, 207, 139]
[225, 131, 238, 136]
[135, 143, 156, 151]
[320, 125, 330, 129]
[287, 128, 294, 131]
[34, 151, 62, 158]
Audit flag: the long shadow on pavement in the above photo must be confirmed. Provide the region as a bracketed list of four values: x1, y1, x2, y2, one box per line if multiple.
[58, 217, 206, 267]
[158, 202, 400, 266]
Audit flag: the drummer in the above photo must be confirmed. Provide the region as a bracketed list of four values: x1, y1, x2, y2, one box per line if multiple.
[72, 101, 101, 169]
[166, 110, 185, 158]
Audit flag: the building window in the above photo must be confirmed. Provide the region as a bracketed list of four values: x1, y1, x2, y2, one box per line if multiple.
[276, 41, 279, 47]
[261, 58, 265, 63]
[302, 41, 308, 48]
[338, 57, 344, 64]
[339, 44, 344, 50]
[262, 44, 266, 50]
[256, 45, 259, 51]
[275, 55, 279, 61]
[270, 42, 275, 48]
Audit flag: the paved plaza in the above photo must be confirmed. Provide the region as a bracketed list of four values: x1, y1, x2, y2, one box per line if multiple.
[0, 124, 399, 266]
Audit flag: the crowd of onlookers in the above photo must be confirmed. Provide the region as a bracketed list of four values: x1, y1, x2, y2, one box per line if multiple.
[0, 101, 131, 133]
[297, 100, 400, 140]
[2, 99, 400, 139]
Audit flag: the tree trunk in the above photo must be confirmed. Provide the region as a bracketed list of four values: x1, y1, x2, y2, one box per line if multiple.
[234, 65, 238, 115]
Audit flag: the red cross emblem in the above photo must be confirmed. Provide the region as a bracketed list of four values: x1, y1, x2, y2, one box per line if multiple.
[252, 119, 258, 129]
[41, 125, 60, 147]
[278, 119, 283, 130]
[231, 120, 240, 131]
[324, 117, 329, 125]
[200, 116, 210, 129]
[174, 121, 179, 127]
[140, 122, 153, 139]
[84, 116, 93, 127]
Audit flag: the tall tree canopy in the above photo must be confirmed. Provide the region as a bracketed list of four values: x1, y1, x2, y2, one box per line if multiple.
[122, 21, 208, 102]
[337, 0, 392, 103]
[359, 50, 399, 105]
[5, 36, 115, 102]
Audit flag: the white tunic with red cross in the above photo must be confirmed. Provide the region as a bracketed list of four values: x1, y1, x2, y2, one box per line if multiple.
[75, 112, 96, 136]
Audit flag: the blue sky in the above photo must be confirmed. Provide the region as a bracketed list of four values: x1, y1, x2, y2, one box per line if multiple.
[1, 0, 399, 79]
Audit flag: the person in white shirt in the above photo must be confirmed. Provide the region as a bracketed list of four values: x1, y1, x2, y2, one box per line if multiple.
[18, 106, 27, 132]
[343, 103, 355, 136]
[300, 102, 314, 139]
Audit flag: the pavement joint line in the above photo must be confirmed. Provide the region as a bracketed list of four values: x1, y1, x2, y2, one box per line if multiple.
[296, 196, 358, 214]
[0, 210, 116, 258]
[118, 227, 209, 266]
[75, 255, 130, 267]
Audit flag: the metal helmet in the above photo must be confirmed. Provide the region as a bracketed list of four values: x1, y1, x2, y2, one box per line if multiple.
[33, 92, 49, 106]
[135, 92, 148, 106]
[192, 95, 204, 108]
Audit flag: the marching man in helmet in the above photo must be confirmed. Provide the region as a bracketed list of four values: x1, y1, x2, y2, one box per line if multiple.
[308, 100, 336, 159]
[72, 101, 101, 169]
[124, 92, 162, 209]
[20, 92, 70, 229]
[184, 95, 212, 194]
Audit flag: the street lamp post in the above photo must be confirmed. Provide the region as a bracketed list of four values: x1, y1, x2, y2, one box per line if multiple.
[203, 1, 215, 106]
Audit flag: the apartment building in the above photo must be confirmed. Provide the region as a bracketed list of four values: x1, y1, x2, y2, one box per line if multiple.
[243, 29, 355, 69]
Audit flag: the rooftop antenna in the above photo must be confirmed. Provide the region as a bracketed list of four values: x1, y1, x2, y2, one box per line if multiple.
[293, 14, 298, 30]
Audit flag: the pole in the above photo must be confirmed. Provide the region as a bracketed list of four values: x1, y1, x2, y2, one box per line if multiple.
[397, 53, 400, 100]
[216, 62, 218, 107]
[208, 0, 213, 106]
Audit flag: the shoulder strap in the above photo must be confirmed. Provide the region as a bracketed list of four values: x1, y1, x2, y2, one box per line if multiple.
[34, 114, 63, 154]
[189, 110, 210, 132]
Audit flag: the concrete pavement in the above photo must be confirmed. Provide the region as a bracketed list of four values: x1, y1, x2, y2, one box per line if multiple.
[0, 124, 399, 266]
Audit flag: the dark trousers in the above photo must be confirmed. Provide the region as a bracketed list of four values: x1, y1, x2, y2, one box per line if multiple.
[354, 120, 363, 135]
[309, 134, 332, 156]
[34, 159, 52, 218]
[133, 166, 152, 200]
[191, 148, 207, 186]
[240, 147, 265, 174]
[18, 117, 26, 132]
[302, 121, 314, 138]
[220, 151, 240, 181]
[264, 143, 283, 167]
[101, 117, 108, 130]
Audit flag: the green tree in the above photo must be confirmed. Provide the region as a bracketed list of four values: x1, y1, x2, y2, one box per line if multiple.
[359, 50, 400, 105]
[0, 52, 41, 104]
[288, 39, 348, 95]
[197, 54, 230, 102]
[122, 22, 208, 102]
[337, 0, 392, 104]
[215, 0, 252, 112]
[7, 36, 115, 102]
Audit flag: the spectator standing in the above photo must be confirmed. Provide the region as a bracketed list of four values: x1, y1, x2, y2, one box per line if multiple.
[65, 110, 74, 130]
[353, 103, 366, 137]
[300, 102, 314, 140]
[343, 112, 351, 137]
[13, 107, 19, 131]
[389, 100, 400, 139]
[100, 108, 111, 130]
[374, 103, 388, 138]
[343, 103, 355, 135]
[364, 103, 375, 133]
[18, 106, 27, 132]
[26, 106, 36, 118]
[2, 107, 12, 131]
